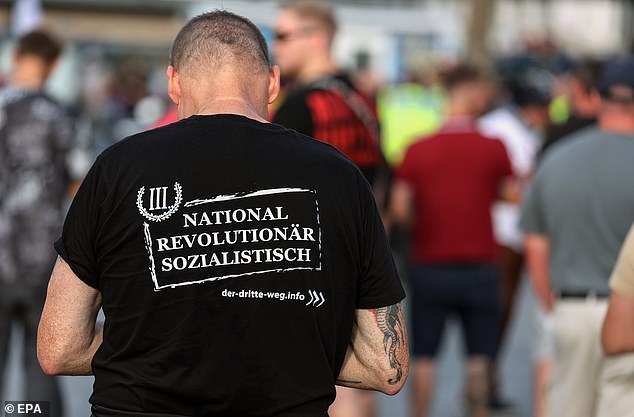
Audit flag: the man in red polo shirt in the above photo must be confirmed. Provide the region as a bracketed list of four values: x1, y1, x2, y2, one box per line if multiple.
[390, 64, 515, 417]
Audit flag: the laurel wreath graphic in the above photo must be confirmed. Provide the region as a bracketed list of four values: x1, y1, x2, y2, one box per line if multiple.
[136, 182, 182, 222]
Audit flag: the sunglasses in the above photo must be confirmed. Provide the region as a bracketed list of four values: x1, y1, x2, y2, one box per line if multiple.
[274, 27, 317, 42]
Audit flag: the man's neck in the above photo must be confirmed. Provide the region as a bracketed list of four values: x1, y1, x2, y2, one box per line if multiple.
[180, 96, 268, 123]
[297, 59, 338, 84]
[599, 121, 634, 136]
[11, 76, 45, 91]
[598, 108, 634, 135]
[11, 65, 47, 91]
[447, 105, 476, 120]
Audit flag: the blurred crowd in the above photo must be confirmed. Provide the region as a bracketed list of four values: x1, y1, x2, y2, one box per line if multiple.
[2, 1, 634, 417]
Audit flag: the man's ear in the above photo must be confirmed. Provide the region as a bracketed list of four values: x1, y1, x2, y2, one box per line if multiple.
[166, 65, 181, 106]
[268, 65, 281, 104]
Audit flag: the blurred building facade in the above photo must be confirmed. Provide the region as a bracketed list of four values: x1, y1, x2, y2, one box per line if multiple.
[0, 0, 629, 87]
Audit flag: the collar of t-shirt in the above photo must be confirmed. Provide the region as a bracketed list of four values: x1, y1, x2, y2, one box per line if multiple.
[437, 116, 478, 134]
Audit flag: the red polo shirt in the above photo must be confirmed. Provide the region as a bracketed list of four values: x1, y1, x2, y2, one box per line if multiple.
[396, 118, 513, 263]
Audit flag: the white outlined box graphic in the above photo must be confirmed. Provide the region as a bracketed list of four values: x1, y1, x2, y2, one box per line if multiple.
[142, 187, 322, 291]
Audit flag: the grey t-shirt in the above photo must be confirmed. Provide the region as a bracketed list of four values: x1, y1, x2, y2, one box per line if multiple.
[520, 127, 634, 295]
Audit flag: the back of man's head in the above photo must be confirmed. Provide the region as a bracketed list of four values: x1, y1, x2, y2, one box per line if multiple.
[571, 59, 603, 95]
[444, 64, 486, 93]
[596, 57, 634, 134]
[170, 10, 271, 79]
[443, 64, 492, 117]
[280, 1, 337, 44]
[568, 59, 603, 117]
[16, 30, 62, 64]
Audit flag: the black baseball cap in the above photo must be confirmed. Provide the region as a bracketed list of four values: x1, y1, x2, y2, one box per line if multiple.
[597, 57, 634, 102]
[507, 68, 554, 107]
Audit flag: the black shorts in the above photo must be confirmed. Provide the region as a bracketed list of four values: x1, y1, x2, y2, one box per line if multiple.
[409, 263, 501, 359]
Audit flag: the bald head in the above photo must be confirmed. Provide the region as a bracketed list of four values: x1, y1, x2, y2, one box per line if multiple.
[170, 10, 271, 78]
[166, 10, 281, 121]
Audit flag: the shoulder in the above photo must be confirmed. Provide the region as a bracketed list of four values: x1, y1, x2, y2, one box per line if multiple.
[480, 108, 537, 142]
[469, 133, 511, 162]
[275, 87, 311, 112]
[271, 125, 368, 188]
[533, 128, 600, 183]
[31, 93, 69, 119]
[271, 89, 313, 132]
[478, 132, 508, 150]
[97, 119, 186, 159]
[540, 127, 598, 166]
[0, 87, 28, 108]
[0, 90, 70, 130]
[480, 107, 512, 127]
[290, 128, 360, 167]
[402, 133, 437, 154]
[480, 114, 520, 138]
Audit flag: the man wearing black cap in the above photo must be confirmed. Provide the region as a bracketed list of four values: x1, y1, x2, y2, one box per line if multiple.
[520, 57, 634, 417]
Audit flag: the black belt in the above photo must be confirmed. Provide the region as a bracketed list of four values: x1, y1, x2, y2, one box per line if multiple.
[558, 291, 609, 299]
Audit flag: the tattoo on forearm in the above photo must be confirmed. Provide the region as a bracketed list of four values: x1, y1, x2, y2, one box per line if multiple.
[371, 304, 404, 385]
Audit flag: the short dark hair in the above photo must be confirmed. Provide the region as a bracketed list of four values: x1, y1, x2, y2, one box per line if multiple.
[170, 10, 271, 76]
[571, 59, 603, 94]
[443, 64, 488, 92]
[16, 30, 62, 63]
[281, 1, 338, 41]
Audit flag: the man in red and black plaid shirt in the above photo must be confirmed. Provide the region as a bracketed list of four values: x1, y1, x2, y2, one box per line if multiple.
[271, 0, 382, 187]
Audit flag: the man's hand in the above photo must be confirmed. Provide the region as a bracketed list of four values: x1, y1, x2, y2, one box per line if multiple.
[602, 291, 634, 355]
[387, 180, 414, 229]
[524, 233, 554, 311]
[37, 257, 103, 375]
[498, 177, 522, 204]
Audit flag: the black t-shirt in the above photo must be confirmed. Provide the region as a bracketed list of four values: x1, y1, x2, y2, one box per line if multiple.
[56, 114, 404, 417]
[272, 75, 382, 184]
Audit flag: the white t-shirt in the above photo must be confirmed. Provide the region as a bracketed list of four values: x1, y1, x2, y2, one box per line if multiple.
[480, 106, 541, 251]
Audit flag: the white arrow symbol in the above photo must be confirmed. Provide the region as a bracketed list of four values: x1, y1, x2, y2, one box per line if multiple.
[305, 290, 326, 307]
[316, 292, 325, 307]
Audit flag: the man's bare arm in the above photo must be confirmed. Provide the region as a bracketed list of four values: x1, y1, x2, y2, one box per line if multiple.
[37, 257, 103, 375]
[498, 177, 522, 204]
[336, 302, 409, 395]
[602, 292, 634, 355]
[524, 233, 554, 311]
[387, 180, 414, 230]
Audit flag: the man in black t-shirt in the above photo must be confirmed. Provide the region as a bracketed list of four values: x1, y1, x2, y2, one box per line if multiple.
[37, 11, 407, 417]
[271, 1, 383, 187]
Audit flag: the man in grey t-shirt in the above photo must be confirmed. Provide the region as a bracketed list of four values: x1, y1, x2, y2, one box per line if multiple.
[520, 58, 634, 417]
